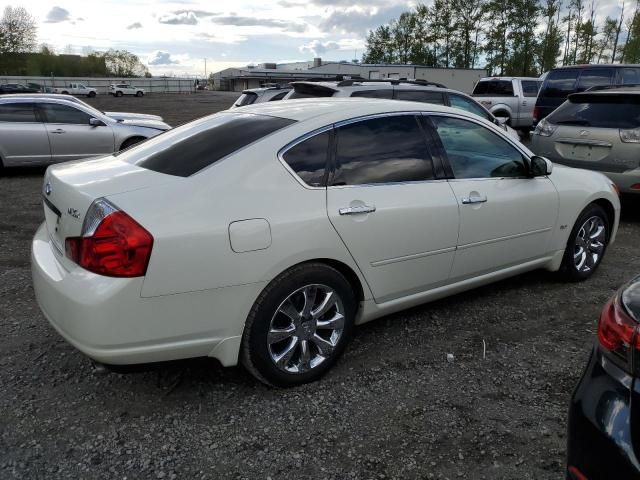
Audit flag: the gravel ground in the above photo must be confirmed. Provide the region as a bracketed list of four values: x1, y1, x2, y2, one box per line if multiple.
[1, 93, 640, 479]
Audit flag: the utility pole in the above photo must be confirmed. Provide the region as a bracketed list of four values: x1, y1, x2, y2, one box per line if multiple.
[204, 58, 207, 79]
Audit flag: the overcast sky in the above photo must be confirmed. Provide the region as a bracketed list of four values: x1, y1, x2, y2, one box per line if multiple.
[4, 0, 627, 76]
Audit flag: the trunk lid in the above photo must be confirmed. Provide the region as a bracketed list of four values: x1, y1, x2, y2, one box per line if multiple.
[42, 156, 173, 264]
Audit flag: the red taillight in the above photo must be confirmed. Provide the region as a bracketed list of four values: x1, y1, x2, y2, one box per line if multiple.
[533, 106, 540, 123]
[65, 209, 153, 277]
[597, 296, 639, 353]
[568, 466, 588, 480]
[630, 183, 640, 191]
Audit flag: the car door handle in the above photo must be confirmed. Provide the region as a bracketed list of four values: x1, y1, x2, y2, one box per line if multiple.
[50, 129, 65, 134]
[339, 205, 376, 215]
[522, 101, 527, 106]
[461, 195, 487, 204]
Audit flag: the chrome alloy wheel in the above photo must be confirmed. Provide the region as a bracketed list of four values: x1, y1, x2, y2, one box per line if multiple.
[267, 284, 345, 374]
[574, 216, 606, 273]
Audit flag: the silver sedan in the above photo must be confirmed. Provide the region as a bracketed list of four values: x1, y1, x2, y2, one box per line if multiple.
[0, 96, 170, 168]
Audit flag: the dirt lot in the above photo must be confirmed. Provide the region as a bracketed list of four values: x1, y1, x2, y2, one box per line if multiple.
[1, 93, 640, 479]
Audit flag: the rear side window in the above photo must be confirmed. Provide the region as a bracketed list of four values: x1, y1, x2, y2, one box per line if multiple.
[235, 93, 257, 107]
[521, 80, 540, 97]
[472, 80, 514, 96]
[281, 131, 330, 186]
[577, 68, 614, 91]
[547, 96, 640, 128]
[0, 103, 37, 122]
[540, 70, 579, 98]
[350, 89, 393, 99]
[332, 115, 434, 186]
[394, 90, 445, 104]
[269, 91, 288, 101]
[431, 116, 527, 179]
[289, 84, 335, 99]
[124, 113, 296, 177]
[621, 68, 640, 84]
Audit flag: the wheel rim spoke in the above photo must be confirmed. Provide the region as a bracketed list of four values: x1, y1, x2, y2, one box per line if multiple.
[301, 286, 317, 318]
[312, 291, 337, 319]
[298, 340, 311, 372]
[278, 299, 300, 322]
[573, 216, 606, 273]
[268, 325, 296, 344]
[274, 338, 299, 367]
[311, 334, 335, 357]
[317, 312, 345, 330]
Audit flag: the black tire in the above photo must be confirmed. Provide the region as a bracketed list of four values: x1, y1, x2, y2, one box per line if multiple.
[119, 137, 144, 151]
[136, 91, 144, 97]
[88, 91, 96, 98]
[61, 91, 69, 95]
[560, 203, 610, 282]
[241, 263, 356, 387]
[116, 91, 123, 97]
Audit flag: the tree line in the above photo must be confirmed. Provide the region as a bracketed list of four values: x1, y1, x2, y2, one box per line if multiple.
[0, 6, 149, 77]
[363, 0, 640, 76]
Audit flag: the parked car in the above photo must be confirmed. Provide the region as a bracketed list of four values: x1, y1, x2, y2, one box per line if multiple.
[110, 84, 145, 97]
[0, 83, 39, 94]
[530, 86, 640, 194]
[567, 275, 640, 479]
[534, 64, 640, 125]
[284, 79, 521, 142]
[52, 83, 97, 97]
[7, 93, 164, 122]
[231, 86, 292, 108]
[0, 96, 170, 168]
[471, 76, 542, 129]
[31, 98, 620, 387]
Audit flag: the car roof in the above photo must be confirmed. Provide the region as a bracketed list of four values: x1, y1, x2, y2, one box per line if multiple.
[3, 93, 80, 101]
[242, 86, 291, 94]
[235, 97, 480, 123]
[0, 96, 88, 108]
[290, 80, 454, 93]
[478, 76, 540, 81]
[551, 64, 640, 70]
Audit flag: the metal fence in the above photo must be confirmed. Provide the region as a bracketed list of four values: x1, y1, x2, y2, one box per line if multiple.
[0, 76, 198, 94]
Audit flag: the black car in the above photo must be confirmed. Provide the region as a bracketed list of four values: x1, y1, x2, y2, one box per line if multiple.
[534, 64, 640, 126]
[0, 83, 39, 94]
[568, 275, 640, 479]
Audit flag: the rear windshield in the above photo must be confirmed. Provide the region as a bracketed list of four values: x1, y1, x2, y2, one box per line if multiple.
[234, 92, 258, 107]
[121, 113, 296, 177]
[472, 80, 514, 96]
[547, 95, 640, 128]
[289, 84, 336, 99]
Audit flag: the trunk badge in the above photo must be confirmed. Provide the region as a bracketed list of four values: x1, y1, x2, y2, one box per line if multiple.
[579, 130, 589, 137]
[44, 182, 52, 196]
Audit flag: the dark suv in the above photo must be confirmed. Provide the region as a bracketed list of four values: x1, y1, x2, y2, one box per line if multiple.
[533, 64, 640, 125]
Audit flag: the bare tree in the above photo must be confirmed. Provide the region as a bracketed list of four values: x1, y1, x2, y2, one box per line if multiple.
[0, 6, 37, 54]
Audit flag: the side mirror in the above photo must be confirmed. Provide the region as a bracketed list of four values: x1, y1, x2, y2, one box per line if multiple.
[89, 118, 105, 127]
[495, 116, 508, 126]
[531, 156, 553, 176]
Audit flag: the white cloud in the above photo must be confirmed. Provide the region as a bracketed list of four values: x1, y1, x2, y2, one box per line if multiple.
[148, 51, 179, 65]
[299, 40, 339, 56]
[159, 12, 198, 25]
[127, 22, 143, 30]
[45, 6, 71, 23]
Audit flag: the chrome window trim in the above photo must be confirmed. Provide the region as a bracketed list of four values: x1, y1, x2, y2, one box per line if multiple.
[424, 111, 535, 180]
[277, 125, 334, 190]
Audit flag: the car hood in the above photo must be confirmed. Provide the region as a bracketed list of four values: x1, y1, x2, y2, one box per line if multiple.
[118, 118, 171, 130]
[106, 111, 163, 122]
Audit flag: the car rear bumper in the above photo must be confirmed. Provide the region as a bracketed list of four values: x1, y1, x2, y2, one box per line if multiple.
[31, 222, 261, 367]
[567, 346, 640, 479]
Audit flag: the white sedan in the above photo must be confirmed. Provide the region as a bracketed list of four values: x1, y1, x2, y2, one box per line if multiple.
[31, 99, 620, 387]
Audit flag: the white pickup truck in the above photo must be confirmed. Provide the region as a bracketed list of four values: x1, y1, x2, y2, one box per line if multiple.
[471, 77, 542, 129]
[52, 83, 98, 97]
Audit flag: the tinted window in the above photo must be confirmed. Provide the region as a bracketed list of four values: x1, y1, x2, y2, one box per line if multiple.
[0, 103, 37, 122]
[547, 96, 640, 128]
[621, 68, 640, 84]
[39, 103, 91, 124]
[395, 90, 445, 104]
[282, 131, 329, 186]
[449, 94, 492, 121]
[577, 68, 614, 91]
[431, 116, 527, 179]
[124, 113, 296, 177]
[333, 115, 434, 186]
[269, 91, 288, 101]
[234, 93, 257, 107]
[289, 84, 335, 99]
[522, 80, 540, 97]
[350, 89, 393, 99]
[540, 69, 579, 98]
[472, 80, 514, 96]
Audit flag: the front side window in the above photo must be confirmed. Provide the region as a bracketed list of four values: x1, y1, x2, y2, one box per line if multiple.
[39, 103, 91, 125]
[332, 115, 434, 186]
[0, 103, 37, 122]
[577, 68, 614, 91]
[431, 116, 527, 179]
[521, 80, 540, 97]
[394, 90, 445, 104]
[282, 131, 330, 186]
[350, 89, 393, 99]
[122, 113, 296, 177]
[449, 94, 492, 121]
